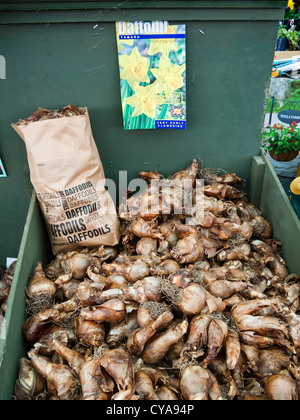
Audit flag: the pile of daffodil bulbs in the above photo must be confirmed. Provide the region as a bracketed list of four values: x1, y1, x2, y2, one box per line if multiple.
[15, 160, 300, 400]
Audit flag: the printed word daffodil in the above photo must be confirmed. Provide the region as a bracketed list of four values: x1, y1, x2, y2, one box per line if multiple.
[119, 47, 150, 89]
[125, 82, 164, 119]
[151, 55, 186, 93]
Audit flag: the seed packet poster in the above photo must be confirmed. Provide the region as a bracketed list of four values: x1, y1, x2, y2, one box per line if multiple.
[0, 158, 7, 177]
[116, 21, 186, 130]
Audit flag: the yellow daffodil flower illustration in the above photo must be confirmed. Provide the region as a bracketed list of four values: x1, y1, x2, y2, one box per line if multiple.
[125, 82, 164, 120]
[148, 26, 179, 57]
[151, 55, 186, 93]
[119, 47, 150, 90]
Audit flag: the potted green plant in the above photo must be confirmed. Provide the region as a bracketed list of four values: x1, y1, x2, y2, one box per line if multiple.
[262, 122, 300, 162]
[276, 27, 300, 51]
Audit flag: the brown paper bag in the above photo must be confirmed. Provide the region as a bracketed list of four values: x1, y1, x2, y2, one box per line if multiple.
[12, 106, 120, 255]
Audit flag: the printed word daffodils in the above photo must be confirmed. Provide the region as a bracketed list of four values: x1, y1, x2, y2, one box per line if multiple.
[118, 21, 168, 35]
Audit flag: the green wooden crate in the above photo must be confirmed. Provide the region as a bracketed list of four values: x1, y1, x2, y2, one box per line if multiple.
[1, 150, 300, 400]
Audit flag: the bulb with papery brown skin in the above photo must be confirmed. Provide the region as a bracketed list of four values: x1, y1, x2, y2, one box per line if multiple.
[14, 358, 46, 400]
[239, 378, 267, 401]
[52, 295, 79, 314]
[224, 294, 245, 309]
[240, 331, 295, 354]
[236, 314, 289, 339]
[217, 244, 251, 262]
[139, 366, 176, 391]
[75, 280, 123, 306]
[85, 265, 107, 285]
[80, 359, 115, 401]
[123, 277, 162, 304]
[231, 299, 274, 321]
[28, 348, 80, 400]
[23, 316, 46, 343]
[225, 330, 241, 371]
[272, 302, 300, 357]
[127, 310, 174, 357]
[60, 252, 92, 280]
[103, 274, 129, 290]
[151, 259, 181, 277]
[141, 319, 189, 365]
[52, 352, 66, 365]
[139, 170, 162, 183]
[206, 280, 248, 300]
[288, 362, 300, 383]
[215, 173, 245, 185]
[38, 324, 76, 356]
[201, 319, 229, 368]
[80, 299, 126, 324]
[257, 348, 291, 384]
[241, 344, 260, 374]
[48, 339, 85, 375]
[106, 312, 139, 347]
[26, 263, 57, 314]
[169, 269, 192, 289]
[208, 355, 239, 400]
[24, 307, 72, 343]
[171, 159, 199, 185]
[45, 258, 64, 281]
[180, 365, 223, 401]
[172, 231, 204, 264]
[250, 214, 273, 240]
[163, 281, 225, 316]
[135, 371, 159, 400]
[75, 316, 106, 348]
[136, 238, 157, 256]
[185, 314, 211, 352]
[137, 302, 172, 329]
[165, 339, 185, 363]
[102, 259, 150, 283]
[233, 221, 253, 241]
[131, 217, 164, 240]
[156, 386, 179, 400]
[58, 279, 81, 300]
[92, 245, 119, 263]
[138, 190, 162, 221]
[158, 218, 180, 248]
[269, 257, 289, 280]
[99, 349, 135, 400]
[265, 374, 298, 400]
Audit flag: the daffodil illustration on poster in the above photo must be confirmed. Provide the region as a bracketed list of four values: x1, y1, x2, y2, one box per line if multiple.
[116, 21, 186, 130]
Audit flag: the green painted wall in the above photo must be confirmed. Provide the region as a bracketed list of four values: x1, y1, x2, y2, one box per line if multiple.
[0, 2, 286, 267]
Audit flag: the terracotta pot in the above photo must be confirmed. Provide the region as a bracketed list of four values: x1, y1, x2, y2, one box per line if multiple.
[269, 149, 299, 162]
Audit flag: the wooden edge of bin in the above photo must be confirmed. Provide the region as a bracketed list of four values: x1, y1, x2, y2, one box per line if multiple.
[0, 191, 36, 364]
[258, 149, 300, 275]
